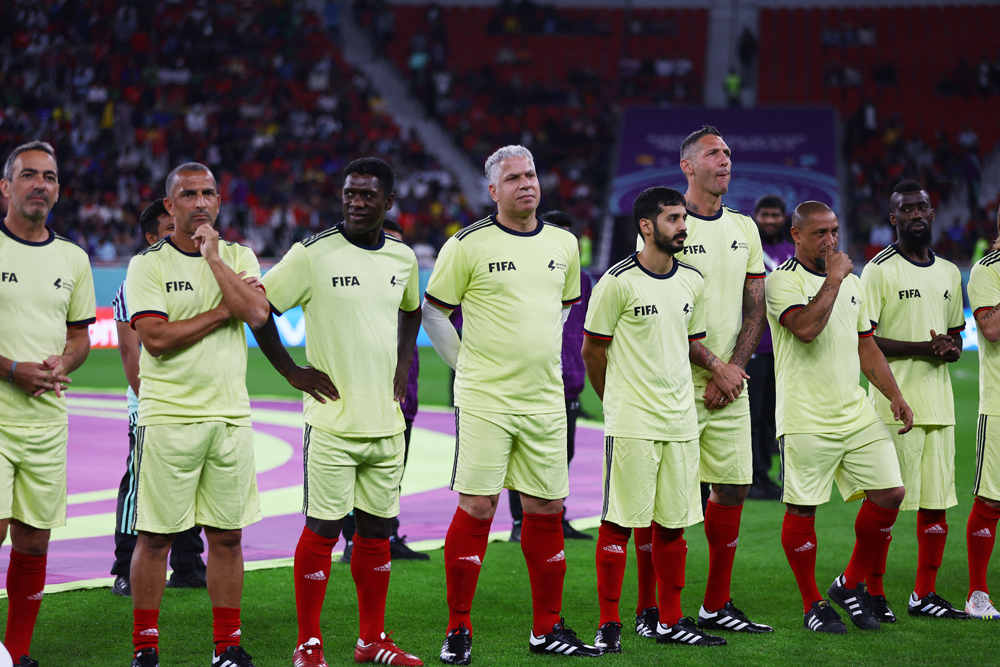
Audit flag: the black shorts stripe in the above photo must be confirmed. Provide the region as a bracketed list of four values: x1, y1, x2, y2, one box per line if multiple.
[130, 425, 146, 533]
[601, 436, 614, 522]
[778, 435, 786, 503]
[302, 424, 312, 516]
[974, 415, 987, 496]
[450, 408, 462, 491]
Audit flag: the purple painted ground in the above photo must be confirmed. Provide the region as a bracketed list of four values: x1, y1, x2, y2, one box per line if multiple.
[0, 398, 605, 589]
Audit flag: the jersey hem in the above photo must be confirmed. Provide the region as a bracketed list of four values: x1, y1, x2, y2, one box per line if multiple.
[400, 305, 421, 315]
[136, 416, 253, 427]
[603, 431, 699, 442]
[583, 328, 612, 341]
[779, 304, 805, 325]
[454, 404, 566, 416]
[746, 272, 766, 279]
[424, 292, 457, 310]
[974, 306, 993, 317]
[947, 324, 966, 334]
[688, 331, 707, 341]
[303, 420, 406, 439]
[67, 317, 97, 327]
[859, 327, 875, 338]
[130, 311, 168, 326]
[562, 295, 582, 305]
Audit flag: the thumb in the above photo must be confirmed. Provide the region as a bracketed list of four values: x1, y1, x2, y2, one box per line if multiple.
[741, 370, 751, 380]
[930, 329, 938, 338]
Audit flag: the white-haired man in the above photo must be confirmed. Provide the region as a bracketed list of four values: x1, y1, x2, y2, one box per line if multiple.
[423, 146, 602, 663]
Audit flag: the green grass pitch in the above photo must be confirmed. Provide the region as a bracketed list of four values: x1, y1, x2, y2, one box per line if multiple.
[2, 349, 996, 666]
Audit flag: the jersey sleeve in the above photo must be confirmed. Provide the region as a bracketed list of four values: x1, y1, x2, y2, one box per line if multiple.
[859, 262, 885, 330]
[261, 242, 312, 315]
[583, 273, 625, 340]
[400, 254, 421, 313]
[126, 254, 168, 327]
[424, 236, 469, 310]
[688, 274, 707, 341]
[969, 263, 1000, 316]
[765, 270, 807, 328]
[745, 218, 766, 278]
[235, 243, 262, 281]
[562, 239, 582, 305]
[853, 277, 874, 337]
[67, 255, 97, 327]
[947, 265, 966, 334]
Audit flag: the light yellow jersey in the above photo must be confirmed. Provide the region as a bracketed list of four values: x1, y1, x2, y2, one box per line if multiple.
[766, 257, 879, 435]
[425, 215, 580, 414]
[860, 245, 964, 426]
[126, 237, 260, 426]
[262, 225, 421, 437]
[967, 251, 1000, 416]
[584, 253, 705, 441]
[0, 222, 96, 426]
[637, 205, 764, 385]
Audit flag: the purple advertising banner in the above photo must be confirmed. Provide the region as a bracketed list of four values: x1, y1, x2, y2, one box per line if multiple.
[610, 107, 840, 217]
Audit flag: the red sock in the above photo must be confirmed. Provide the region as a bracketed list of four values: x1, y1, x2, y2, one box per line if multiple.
[633, 525, 656, 615]
[132, 608, 160, 654]
[294, 525, 338, 645]
[781, 512, 822, 613]
[867, 534, 891, 596]
[444, 507, 492, 634]
[4, 550, 46, 660]
[213, 607, 241, 653]
[967, 498, 1000, 596]
[703, 500, 743, 612]
[351, 535, 391, 644]
[650, 523, 686, 627]
[596, 522, 631, 625]
[844, 500, 898, 588]
[915, 508, 948, 598]
[522, 511, 566, 636]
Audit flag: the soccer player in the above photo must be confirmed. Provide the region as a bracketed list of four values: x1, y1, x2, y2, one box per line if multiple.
[747, 195, 794, 501]
[253, 159, 424, 667]
[508, 210, 594, 544]
[423, 145, 601, 663]
[110, 199, 207, 597]
[0, 141, 96, 667]
[126, 162, 270, 667]
[964, 204, 1000, 620]
[634, 126, 770, 637]
[585, 187, 749, 652]
[767, 201, 912, 634]
[860, 181, 968, 620]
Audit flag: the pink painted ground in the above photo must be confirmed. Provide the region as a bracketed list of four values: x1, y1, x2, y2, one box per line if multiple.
[0, 397, 605, 589]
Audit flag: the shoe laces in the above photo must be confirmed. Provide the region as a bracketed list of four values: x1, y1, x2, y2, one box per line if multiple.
[817, 602, 842, 624]
[600, 622, 622, 639]
[553, 618, 582, 641]
[725, 601, 750, 622]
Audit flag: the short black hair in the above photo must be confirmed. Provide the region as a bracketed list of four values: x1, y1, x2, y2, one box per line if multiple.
[382, 218, 403, 234]
[754, 194, 787, 215]
[893, 179, 925, 194]
[680, 125, 723, 160]
[344, 157, 395, 195]
[139, 199, 170, 238]
[633, 187, 686, 236]
[4, 141, 56, 181]
[165, 162, 215, 196]
[541, 210, 573, 229]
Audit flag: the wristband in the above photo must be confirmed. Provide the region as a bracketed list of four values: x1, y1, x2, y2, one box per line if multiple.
[7, 361, 16, 384]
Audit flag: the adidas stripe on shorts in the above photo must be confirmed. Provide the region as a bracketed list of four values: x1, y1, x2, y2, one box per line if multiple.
[974, 414, 1000, 502]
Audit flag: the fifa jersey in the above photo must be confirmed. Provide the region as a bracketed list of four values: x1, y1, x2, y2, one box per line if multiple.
[126, 237, 260, 426]
[0, 222, 96, 426]
[262, 224, 421, 437]
[584, 254, 705, 441]
[860, 245, 965, 426]
[112, 281, 139, 418]
[766, 257, 879, 435]
[425, 215, 581, 414]
[967, 251, 1000, 416]
[637, 205, 764, 385]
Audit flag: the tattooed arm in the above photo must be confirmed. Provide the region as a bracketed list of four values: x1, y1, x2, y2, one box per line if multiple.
[690, 341, 750, 405]
[975, 304, 1000, 343]
[729, 276, 767, 369]
[859, 334, 913, 434]
[781, 277, 842, 343]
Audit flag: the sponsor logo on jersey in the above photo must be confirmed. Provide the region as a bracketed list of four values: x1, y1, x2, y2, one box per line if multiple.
[795, 541, 816, 552]
[304, 570, 328, 581]
[851, 295, 859, 305]
[603, 544, 625, 554]
[54, 277, 65, 289]
[459, 555, 482, 565]
[731, 240, 749, 251]
[548, 259, 567, 271]
[924, 524, 946, 534]
[944, 290, 951, 300]
[488, 261, 516, 273]
[682, 245, 706, 255]
[1, 272, 18, 282]
[898, 289, 921, 299]
[683, 303, 692, 314]
[633, 304, 659, 316]
[546, 550, 566, 563]
[165, 280, 194, 292]
[332, 276, 361, 287]
[973, 528, 993, 538]
[390, 275, 398, 286]
[375, 562, 392, 572]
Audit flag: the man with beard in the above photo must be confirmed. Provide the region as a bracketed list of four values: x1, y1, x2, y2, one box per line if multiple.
[860, 180, 968, 621]
[0, 141, 95, 667]
[254, 159, 425, 666]
[747, 195, 795, 501]
[585, 187, 747, 652]
[768, 202, 911, 634]
[634, 126, 770, 638]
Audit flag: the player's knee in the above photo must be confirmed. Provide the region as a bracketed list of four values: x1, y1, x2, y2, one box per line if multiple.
[976, 495, 1000, 511]
[305, 517, 342, 540]
[459, 493, 499, 520]
[711, 483, 748, 506]
[138, 531, 175, 554]
[205, 527, 243, 552]
[868, 486, 906, 510]
[354, 511, 393, 540]
[520, 494, 563, 515]
[9, 520, 50, 555]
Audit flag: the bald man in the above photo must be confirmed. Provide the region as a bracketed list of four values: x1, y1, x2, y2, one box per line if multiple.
[766, 202, 912, 634]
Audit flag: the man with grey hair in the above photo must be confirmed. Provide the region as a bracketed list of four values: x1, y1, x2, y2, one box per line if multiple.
[423, 146, 601, 662]
[125, 161, 270, 667]
[0, 141, 96, 667]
